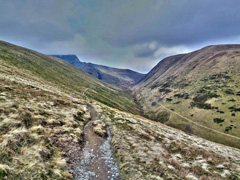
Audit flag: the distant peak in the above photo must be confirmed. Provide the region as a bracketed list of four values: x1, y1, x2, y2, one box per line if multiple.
[51, 54, 81, 63]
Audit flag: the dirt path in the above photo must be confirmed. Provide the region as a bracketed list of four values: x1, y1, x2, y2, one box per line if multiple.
[82, 88, 89, 101]
[73, 104, 120, 180]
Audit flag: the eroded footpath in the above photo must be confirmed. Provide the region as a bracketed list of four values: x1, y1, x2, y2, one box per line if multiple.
[73, 104, 120, 180]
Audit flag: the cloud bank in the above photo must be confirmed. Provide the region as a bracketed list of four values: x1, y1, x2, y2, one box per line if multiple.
[1, 0, 240, 73]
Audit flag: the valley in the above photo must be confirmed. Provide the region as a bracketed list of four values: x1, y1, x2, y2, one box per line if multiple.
[2, 1, 240, 180]
[0, 41, 138, 179]
[1, 41, 240, 179]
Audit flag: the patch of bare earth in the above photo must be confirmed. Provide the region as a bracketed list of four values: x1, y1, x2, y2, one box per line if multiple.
[73, 104, 120, 180]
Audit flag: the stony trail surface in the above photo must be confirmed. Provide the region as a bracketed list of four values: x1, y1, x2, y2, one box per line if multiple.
[73, 104, 120, 180]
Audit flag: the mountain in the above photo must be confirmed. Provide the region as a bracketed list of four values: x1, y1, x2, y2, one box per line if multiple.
[133, 44, 240, 148]
[51, 55, 145, 90]
[1, 41, 240, 179]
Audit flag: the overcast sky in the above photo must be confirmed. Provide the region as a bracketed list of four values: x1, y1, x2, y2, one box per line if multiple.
[1, 0, 240, 73]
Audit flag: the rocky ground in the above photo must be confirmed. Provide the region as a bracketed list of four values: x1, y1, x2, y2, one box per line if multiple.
[94, 102, 240, 180]
[73, 104, 120, 180]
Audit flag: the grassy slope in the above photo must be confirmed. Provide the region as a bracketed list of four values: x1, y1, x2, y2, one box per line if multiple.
[0, 70, 89, 179]
[94, 102, 240, 180]
[0, 41, 139, 114]
[133, 45, 240, 148]
[0, 41, 139, 179]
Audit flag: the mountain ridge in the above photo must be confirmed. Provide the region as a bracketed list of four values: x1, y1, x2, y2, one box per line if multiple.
[137, 44, 240, 87]
[52, 55, 145, 90]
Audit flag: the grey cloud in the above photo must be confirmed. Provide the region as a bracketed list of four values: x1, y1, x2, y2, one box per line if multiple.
[133, 42, 159, 58]
[0, 20, 73, 43]
[0, 0, 77, 46]
[103, 0, 240, 49]
[0, 0, 240, 72]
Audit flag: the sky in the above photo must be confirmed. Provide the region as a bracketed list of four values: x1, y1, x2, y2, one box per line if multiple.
[1, 0, 240, 73]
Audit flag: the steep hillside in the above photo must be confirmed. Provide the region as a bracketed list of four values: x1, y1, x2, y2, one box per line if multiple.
[0, 41, 139, 114]
[52, 55, 145, 90]
[133, 45, 240, 148]
[0, 41, 137, 179]
[0, 63, 90, 179]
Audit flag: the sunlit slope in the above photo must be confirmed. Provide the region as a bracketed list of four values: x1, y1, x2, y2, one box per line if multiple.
[133, 45, 240, 148]
[0, 41, 139, 114]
